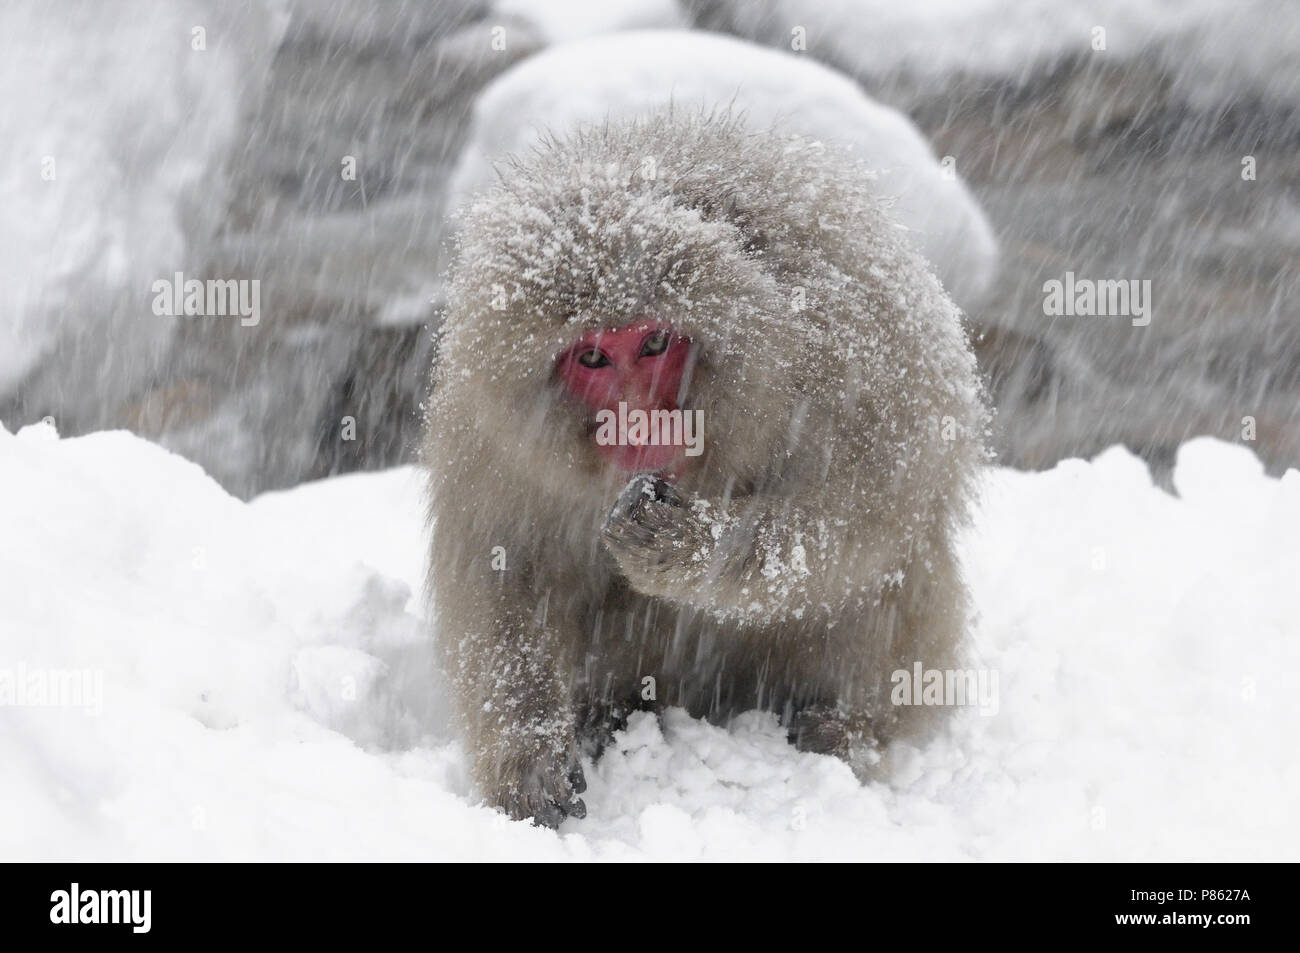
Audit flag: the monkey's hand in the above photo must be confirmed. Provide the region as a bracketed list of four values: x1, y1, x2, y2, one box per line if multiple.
[603, 474, 857, 621]
[602, 475, 716, 595]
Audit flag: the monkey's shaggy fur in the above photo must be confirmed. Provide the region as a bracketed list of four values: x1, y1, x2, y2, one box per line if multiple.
[425, 111, 987, 826]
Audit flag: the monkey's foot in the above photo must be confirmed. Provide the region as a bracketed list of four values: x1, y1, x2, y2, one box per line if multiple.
[787, 706, 882, 780]
[496, 756, 587, 829]
[575, 700, 631, 760]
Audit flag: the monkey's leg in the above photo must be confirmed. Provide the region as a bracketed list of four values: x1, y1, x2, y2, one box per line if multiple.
[446, 597, 587, 828]
[573, 697, 632, 760]
[787, 705, 882, 780]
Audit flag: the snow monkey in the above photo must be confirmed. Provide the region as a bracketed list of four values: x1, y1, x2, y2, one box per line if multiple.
[425, 112, 987, 826]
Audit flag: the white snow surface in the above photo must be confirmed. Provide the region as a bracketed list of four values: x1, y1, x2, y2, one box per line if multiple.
[2, 420, 1297, 861]
[494, 0, 685, 43]
[446, 30, 999, 312]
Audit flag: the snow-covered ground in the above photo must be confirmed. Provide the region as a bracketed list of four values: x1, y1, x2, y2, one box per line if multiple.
[3, 420, 1296, 860]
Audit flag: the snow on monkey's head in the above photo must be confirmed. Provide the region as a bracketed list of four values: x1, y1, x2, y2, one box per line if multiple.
[434, 110, 951, 504]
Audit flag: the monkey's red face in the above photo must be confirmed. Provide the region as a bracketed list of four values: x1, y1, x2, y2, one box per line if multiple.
[556, 321, 695, 478]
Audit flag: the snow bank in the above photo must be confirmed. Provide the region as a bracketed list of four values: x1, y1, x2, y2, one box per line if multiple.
[445, 30, 999, 311]
[493, 0, 685, 43]
[2, 421, 1297, 860]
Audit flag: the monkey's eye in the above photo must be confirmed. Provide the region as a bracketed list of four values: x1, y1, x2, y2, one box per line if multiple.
[576, 348, 611, 369]
[640, 330, 671, 357]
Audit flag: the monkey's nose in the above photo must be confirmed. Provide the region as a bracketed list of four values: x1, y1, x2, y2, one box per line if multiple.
[617, 381, 674, 413]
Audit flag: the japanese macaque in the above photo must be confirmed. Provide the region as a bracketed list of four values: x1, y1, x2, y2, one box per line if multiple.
[424, 112, 987, 826]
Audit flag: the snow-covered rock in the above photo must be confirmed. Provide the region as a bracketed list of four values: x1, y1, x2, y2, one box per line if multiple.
[0, 0, 276, 397]
[445, 30, 999, 311]
[3, 420, 1297, 860]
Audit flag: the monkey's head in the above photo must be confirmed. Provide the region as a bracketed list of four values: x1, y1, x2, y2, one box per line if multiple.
[433, 114, 830, 503]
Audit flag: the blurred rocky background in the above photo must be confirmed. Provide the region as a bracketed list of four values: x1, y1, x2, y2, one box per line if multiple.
[2, 0, 1296, 496]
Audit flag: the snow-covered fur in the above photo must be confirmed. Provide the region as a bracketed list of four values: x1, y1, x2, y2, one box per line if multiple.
[424, 111, 988, 824]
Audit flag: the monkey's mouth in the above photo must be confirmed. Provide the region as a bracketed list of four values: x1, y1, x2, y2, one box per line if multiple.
[597, 439, 684, 477]
[558, 319, 698, 479]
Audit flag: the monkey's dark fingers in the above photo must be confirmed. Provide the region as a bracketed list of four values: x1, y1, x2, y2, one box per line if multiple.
[613, 474, 658, 520]
[787, 706, 880, 765]
[532, 801, 566, 829]
[555, 761, 587, 819]
[649, 477, 684, 507]
[534, 793, 586, 827]
[525, 789, 586, 828]
[568, 762, 587, 794]
[610, 474, 684, 526]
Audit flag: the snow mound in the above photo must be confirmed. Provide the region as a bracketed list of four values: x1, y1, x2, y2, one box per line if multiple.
[445, 30, 999, 311]
[493, 0, 685, 43]
[2, 422, 1297, 860]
